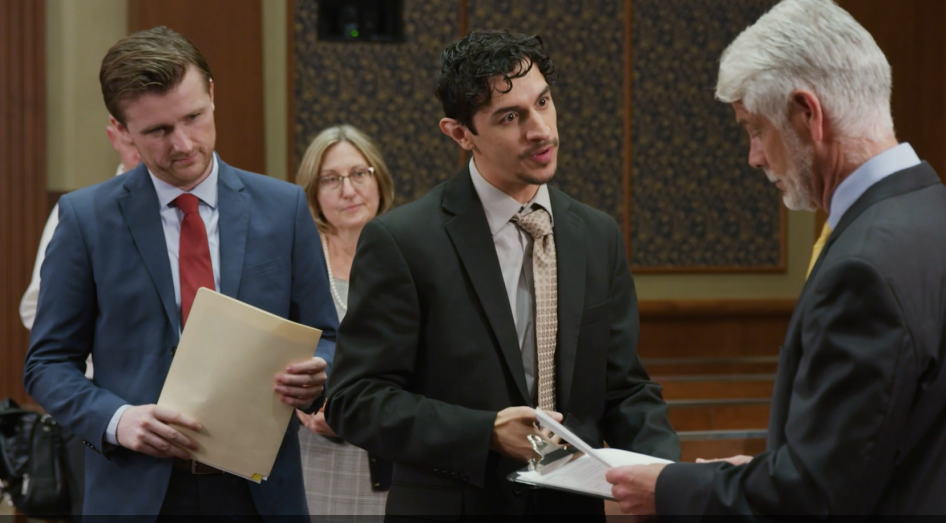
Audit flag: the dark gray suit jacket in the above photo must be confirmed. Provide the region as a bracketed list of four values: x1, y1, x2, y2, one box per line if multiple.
[657, 163, 946, 515]
[326, 166, 680, 518]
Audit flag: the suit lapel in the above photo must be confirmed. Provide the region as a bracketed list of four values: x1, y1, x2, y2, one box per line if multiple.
[443, 167, 531, 405]
[216, 160, 250, 298]
[776, 162, 943, 446]
[118, 165, 180, 334]
[804, 162, 941, 286]
[549, 188, 585, 412]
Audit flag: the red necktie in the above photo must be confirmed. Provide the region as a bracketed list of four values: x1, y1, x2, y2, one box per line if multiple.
[175, 193, 215, 327]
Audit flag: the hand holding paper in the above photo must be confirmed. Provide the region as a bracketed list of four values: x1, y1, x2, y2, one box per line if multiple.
[275, 357, 327, 408]
[605, 463, 667, 515]
[115, 404, 202, 459]
[157, 288, 323, 482]
[510, 409, 672, 500]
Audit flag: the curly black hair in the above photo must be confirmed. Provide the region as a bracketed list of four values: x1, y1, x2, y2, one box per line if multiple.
[436, 30, 558, 135]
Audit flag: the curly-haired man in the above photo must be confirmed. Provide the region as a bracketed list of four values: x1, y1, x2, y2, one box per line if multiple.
[326, 30, 680, 518]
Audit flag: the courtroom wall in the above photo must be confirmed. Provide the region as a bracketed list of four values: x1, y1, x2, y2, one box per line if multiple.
[291, 0, 810, 298]
[45, 0, 126, 192]
[44, 0, 824, 300]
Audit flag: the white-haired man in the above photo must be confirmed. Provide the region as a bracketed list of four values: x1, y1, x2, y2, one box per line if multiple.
[606, 0, 946, 515]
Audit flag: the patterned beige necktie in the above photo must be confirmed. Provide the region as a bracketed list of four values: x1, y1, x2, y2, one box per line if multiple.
[513, 207, 557, 411]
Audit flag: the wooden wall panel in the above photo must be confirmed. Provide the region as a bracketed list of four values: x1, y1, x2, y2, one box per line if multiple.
[839, 0, 946, 184]
[1, 0, 46, 402]
[638, 299, 795, 359]
[128, 0, 266, 175]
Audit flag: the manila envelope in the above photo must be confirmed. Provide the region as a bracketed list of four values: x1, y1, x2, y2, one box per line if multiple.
[158, 287, 322, 482]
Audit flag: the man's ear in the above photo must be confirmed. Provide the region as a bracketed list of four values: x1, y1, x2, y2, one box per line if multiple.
[439, 118, 474, 151]
[789, 90, 824, 143]
[107, 115, 131, 143]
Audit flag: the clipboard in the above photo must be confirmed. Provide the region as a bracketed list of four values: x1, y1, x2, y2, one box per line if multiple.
[506, 470, 618, 501]
[507, 409, 672, 499]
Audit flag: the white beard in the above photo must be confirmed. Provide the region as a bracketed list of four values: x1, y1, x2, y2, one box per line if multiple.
[774, 127, 818, 211]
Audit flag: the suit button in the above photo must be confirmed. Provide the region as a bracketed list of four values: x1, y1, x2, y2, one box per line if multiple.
[373, 483, 381, 488]
[370, 457, 376, 463]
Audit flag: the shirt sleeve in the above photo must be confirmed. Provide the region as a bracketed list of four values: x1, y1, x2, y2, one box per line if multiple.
[20, 204, 60, 329]
[105, 404, 133, 445]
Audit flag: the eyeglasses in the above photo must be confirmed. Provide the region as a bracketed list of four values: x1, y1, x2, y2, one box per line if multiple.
[317, 167, 375, 191]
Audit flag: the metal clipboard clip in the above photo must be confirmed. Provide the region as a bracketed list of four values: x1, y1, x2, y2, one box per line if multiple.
[527, 433, 583, 475]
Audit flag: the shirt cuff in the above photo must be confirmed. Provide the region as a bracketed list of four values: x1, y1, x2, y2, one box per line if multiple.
[106, 404, 132, 446]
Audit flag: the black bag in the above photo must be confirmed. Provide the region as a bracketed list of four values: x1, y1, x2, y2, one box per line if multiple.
[0, 398, 71, 518]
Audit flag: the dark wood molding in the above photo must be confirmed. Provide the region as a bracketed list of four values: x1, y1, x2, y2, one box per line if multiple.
[459, 0, 468, 36]
[639, 298, 796, 318]
[47, 190, 66, 214]
[623, 0, 633, 260]
[1, 0, 46, 403]
[286, 0, 297, 183]
[633, 264, 787, 274]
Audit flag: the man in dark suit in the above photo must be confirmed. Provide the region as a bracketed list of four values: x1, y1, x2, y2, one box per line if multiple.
[325, 30, 680, 518]
[606, 0, 946, 515]
[23, 27, 337, 518]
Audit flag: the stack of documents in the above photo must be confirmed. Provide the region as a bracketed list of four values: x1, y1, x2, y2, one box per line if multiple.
[511, 410, 673, 499]
[157, 288, 322, 482]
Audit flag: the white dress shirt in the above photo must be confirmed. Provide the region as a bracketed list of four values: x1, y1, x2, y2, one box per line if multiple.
[469, 159, 553, 398]
[828, 143, 921, 229]
[106, 154, 222, 445]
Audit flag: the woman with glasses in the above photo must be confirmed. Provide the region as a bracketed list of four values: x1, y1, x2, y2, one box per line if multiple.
[294, 124, 395, 516]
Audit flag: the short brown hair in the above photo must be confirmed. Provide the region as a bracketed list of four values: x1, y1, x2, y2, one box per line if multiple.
[295, 125, 395, 233]
[100, 26, 213, 125]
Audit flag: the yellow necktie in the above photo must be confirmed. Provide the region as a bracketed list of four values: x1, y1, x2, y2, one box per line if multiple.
[807, 223, 832, 278]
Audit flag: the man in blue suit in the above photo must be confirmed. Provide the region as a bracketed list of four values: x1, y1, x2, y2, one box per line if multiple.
[23, 26, 337, 518]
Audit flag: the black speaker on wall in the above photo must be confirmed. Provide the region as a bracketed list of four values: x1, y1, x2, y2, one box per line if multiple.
[317, 0, 405, 42]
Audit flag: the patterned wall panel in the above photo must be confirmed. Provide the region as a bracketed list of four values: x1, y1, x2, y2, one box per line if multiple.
[467, 0, 627, 225]
[294, 0, 460, 205]
[631, 0, 783, 269]
[294, 0, 787, 270]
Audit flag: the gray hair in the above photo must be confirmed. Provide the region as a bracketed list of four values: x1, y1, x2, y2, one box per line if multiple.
[716, 0, 893, 142]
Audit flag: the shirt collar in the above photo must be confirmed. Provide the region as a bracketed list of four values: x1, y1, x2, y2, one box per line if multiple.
[148, 152, 219, 210]
[827, 143, 920, 229]
[469, 158, 553, 236]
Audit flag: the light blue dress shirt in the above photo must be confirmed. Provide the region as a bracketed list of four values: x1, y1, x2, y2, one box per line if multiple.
[827, 143, 920, 230]
[105, 154, 222, 445]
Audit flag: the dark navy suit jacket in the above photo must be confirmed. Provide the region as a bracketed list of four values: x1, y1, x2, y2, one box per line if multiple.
[24, 159, 338, 518]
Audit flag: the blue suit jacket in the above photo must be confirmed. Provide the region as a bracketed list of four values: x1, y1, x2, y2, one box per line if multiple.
[23, 159, 338, 518]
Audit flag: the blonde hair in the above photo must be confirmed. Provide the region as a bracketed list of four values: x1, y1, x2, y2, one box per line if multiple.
[295, 125, 395, 233]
